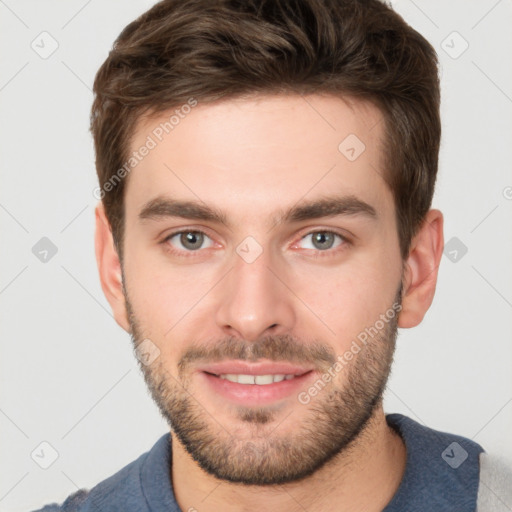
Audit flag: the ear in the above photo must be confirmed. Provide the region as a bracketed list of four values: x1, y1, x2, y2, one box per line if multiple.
[94, 202, 131, 332]
[398, 209, 444, 328]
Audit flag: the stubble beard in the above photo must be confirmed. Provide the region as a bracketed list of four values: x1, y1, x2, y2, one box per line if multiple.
[125, 287, 401, 485]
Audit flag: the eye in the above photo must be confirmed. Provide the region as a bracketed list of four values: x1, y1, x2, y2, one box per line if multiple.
[164, 230, 214, 253]
[296, 231, 347, 252]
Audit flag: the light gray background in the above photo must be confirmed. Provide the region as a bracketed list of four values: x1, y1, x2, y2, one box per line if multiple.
[1, 1, 511, 510]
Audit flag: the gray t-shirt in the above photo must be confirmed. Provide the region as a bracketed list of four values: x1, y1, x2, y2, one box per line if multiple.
[32, 413, 487, 511]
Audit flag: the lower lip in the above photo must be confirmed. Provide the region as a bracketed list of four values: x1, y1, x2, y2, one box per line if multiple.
[199, 371, 315, 405]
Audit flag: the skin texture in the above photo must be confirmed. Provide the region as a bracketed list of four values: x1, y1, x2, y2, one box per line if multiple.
[95, 94, 444, 511]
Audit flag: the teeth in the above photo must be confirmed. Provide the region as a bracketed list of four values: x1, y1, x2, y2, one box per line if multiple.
[238, 374, 255, 385]
[255, 374, 274, 385]
[219, 373, 297, 385]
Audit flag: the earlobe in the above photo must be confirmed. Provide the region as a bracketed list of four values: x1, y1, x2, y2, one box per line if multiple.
[398, 209, 444, 328]
[94, 202, 131, 332]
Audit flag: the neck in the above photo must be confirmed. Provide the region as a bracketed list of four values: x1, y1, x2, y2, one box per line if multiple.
[170, 405, 407, 512]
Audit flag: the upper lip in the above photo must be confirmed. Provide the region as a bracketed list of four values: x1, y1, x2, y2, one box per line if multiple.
[198, 360, 314, 376]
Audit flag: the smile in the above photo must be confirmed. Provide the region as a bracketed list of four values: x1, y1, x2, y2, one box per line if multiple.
[216, 373, 299, 384]
[199, 366, 315, 405]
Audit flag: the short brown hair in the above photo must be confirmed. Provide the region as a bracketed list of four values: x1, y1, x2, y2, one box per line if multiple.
[91, 0, 440, 261]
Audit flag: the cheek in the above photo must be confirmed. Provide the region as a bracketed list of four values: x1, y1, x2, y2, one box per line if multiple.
[123, 246, 216, 348]
[123, 224, 402, 354]
[296, 258, 399, 346]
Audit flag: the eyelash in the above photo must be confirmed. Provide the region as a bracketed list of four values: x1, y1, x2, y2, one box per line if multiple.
[160, 228, 351, 259]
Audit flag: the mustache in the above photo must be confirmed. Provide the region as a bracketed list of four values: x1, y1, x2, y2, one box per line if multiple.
[177, 334, 337, 376]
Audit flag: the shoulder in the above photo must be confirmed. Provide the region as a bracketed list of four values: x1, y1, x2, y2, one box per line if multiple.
[30, 489, 90, 512]
[384, 413, 485, 511]
[477, 452, 512, 512]
[386, 413, 485, 470]
[31, 455, 145, 512]
[30, 434, 170, 512]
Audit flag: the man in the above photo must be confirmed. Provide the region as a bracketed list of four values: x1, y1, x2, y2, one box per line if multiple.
[34, 0, 511, 510]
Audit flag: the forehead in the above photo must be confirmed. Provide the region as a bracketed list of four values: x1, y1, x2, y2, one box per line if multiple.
[124, 94, 392, 225]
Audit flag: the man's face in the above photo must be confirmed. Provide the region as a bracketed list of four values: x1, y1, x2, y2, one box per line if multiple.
[120, 94, 404, 484]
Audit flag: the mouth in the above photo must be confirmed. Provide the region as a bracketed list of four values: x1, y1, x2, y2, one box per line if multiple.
[197, 360, 316, 405]
[211, 372, 303, 384]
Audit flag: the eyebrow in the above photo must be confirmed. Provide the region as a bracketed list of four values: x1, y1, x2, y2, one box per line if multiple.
[138, 194, 377, 229]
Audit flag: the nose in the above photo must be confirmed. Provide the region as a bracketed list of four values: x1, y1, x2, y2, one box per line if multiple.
[214, 244, 296, 342]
